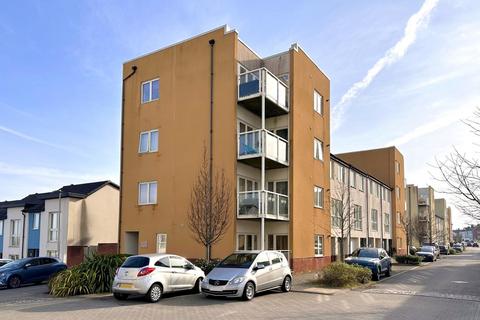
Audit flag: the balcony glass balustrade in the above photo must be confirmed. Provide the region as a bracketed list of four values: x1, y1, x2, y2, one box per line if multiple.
[237, 190, 289, 220]
[238, 129, 288, 167]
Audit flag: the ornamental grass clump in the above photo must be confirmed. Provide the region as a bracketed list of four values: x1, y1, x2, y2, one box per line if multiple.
[49, 254, 128, 297]
[319, 262, 372, 288]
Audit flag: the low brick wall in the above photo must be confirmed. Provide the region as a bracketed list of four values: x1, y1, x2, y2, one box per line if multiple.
[67, 246, 85, 267]
[291, 256, 331, 273]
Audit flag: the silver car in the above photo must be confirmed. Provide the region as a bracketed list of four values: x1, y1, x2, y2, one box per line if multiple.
[201, 250, 292, 301]
[112, 254, 205, 302]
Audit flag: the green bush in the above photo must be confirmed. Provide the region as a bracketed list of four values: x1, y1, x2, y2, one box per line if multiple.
[192, 259, 220, 275]
[395, 255, 423, 265]
[49, 254, 128, 297]
[319, 262, 372, 287]
[448, 248, 457, 255]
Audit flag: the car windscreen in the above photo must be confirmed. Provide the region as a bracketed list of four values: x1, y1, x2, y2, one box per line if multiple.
[1, 259, 27, 269]
[218, 253, 258, 268]
[353, 249, 378, 258]
[420, 246, 433, 252]
[121, 256, 150, 268]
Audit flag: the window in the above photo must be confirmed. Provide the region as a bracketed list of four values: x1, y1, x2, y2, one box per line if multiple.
[395, 187, 400, 200]
[10, 219, 20, 247]
[170, 257, 189, 269]
[256, 252, 271, 267]
[138, 181, 157, 205]
[314, 186, 324, 208]
[369, 180, 374, 194]
[331, 198, 342, 227]
[313, 90, 323, 115]
[395, 161, 400, 174]
[337, 165, 346, 183]
[384, 213, 390, 233]
[9, 254, 19, 260]
[48, 212, 59, 242]
[371, 209, 378, 231]
[354, 205, 362, 230]
[396, 211, 401, 224]
[138, 130, 159, 153]
[314, 138, 323, 161]
[314, 235, 324, 256]
[141, 78, 159, 103]
[376, 184, 380, 197]
[0, 220, 3, 236]
[350, 171, 356, 188]
[238, 177, 258, 192]
[359, 176, 365, 192]
[33, 213, 40, 230]
[155, 257, 170, 268]
[330, 161, 334, 179]
[156, 233, 167, 253]
[47, 250, 58, 258]
[237, 234, 257, 251]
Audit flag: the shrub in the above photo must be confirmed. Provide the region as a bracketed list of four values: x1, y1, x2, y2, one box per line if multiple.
[192, 258, 220, 275]
[448, 248, 457, 255]
[49, 254, 128, 297]
[319, 262, 372, 287]
[395, 255, 423, 265]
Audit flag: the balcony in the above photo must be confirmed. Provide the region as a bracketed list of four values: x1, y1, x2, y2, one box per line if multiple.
[238, 129, 288, 169]
[238, 68, 289, 117]
[237, 190, 289, 220]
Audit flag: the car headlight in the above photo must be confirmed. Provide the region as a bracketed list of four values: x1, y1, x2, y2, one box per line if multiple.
[0, 272, 5, 278]
[229, 276, 245, 285]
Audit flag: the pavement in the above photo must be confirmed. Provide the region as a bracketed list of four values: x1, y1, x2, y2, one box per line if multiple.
[0, 248, 479, 319]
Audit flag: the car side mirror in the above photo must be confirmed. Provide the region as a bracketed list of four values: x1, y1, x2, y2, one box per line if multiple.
[254, 264, 265, 271]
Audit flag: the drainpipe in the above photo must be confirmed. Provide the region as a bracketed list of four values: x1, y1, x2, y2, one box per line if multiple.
[366, 179, 370, 247]
[57, 189, 62, 261]
[208, 39, 215, 261]
[21, 211, 26, 259]
[380, 185, 384, 249]
[118, 65, 137, 254]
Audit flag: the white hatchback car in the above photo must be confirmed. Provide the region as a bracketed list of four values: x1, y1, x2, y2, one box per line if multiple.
[112, 254, 205, 302]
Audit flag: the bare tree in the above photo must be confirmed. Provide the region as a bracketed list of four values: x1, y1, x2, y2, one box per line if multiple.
[188, 149, 232, 262]
[399, 214, 431, 252]
[331, 183, 355, 261]
[399, 214, 413, 253]
[433, 107, 480, 222]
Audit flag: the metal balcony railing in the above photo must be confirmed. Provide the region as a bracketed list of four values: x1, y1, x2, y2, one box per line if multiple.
[238, 129, 288, 165]
[238, 68, 288, 111]
[237, 190, 289, 220]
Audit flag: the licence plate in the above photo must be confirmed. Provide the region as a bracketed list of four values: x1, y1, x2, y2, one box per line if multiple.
[119, 283, 134, 289]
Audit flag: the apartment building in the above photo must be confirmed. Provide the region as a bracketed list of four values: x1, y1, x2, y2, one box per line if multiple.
[418, 186, 436, 244]
[119, 26, 331, 272]
[446, 207, 452, 243]
[434, 199, 448, 245]
[335, 147, 407, 255]
[406, 184, 420, 247]
[330, 155, 393, 259]
[0, 181, 119, 264]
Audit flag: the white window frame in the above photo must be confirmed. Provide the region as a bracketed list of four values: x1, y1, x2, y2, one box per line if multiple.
[353, 205, 362, 230]
[396, 187, 400, 200]
[313, 90, 323, 115]
[395, 161, 400, 174]
[10, 219, 20, 247]
[0, 220, 3, 236]
[138, 181, 158, 205]
[33, 213, 40, 230]
[141, 78, 160, 104]
[48, 212, 59, 242]
[384, 213, 390, 233]
[313, 138, 323, 161]
[331, 198, 342, 227]
[314, 186, 324, 208]
[371, 209, 378, 231]
[47, 250, 58, 258]
[138, 129, 159, 153]
[314, 235, 324, 257]
[359, 176, 365, 192]
[350, 171, 356, 188]
[236, 233, 257, 251]
[156, 233, 167, 253]
[396, 211, 401, 224]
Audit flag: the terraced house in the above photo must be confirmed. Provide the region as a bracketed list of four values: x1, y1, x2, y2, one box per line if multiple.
[119, 26, 331, 272]
[330, 155, 393, 259]
[0, 181, 119, 264]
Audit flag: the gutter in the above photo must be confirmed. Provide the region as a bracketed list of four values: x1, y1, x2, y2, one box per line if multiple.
[21, 210, 26, 259]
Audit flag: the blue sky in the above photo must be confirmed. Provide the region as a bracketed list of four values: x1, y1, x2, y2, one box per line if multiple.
[1, 1, 479, 228]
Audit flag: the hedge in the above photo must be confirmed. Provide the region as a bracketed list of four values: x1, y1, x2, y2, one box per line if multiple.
[395, 255, 423, 265]
[319, 262, 372, 288]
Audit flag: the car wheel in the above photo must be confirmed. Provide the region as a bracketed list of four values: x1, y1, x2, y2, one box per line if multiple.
[146, 283, 163, 303]
[113, 293, 129, 300]
[372, 268, 381, 281]
[192, 278, 202, 293]
[7, 275, 21, 289]
[385, 265, 392, 277]
[281, 276, 292, 292]
[242, 281, 255, 301]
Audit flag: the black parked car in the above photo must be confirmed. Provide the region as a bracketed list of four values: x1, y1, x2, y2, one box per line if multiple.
[0, 257, 67, 289]
[473, 242, 479, 247]
[439, 245, 449, 255]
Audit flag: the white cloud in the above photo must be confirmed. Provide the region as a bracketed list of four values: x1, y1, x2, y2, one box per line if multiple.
[385, 102, 478, 147]
[332, 0, 440, 131]
[0, 124, 88, 157]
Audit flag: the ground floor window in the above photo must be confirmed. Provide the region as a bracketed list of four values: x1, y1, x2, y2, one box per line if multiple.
[314, 235, 324, 257]
[47, 250, 58, 258]
[237, 234, 257, 251]
[156, 233, 167, 253]
[9, 254, 19, 260]
[27, 249, 39, 257]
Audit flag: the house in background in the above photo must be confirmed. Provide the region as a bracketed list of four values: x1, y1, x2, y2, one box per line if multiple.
[330, 154, 393, 259]
[0, 181, 119, 265]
